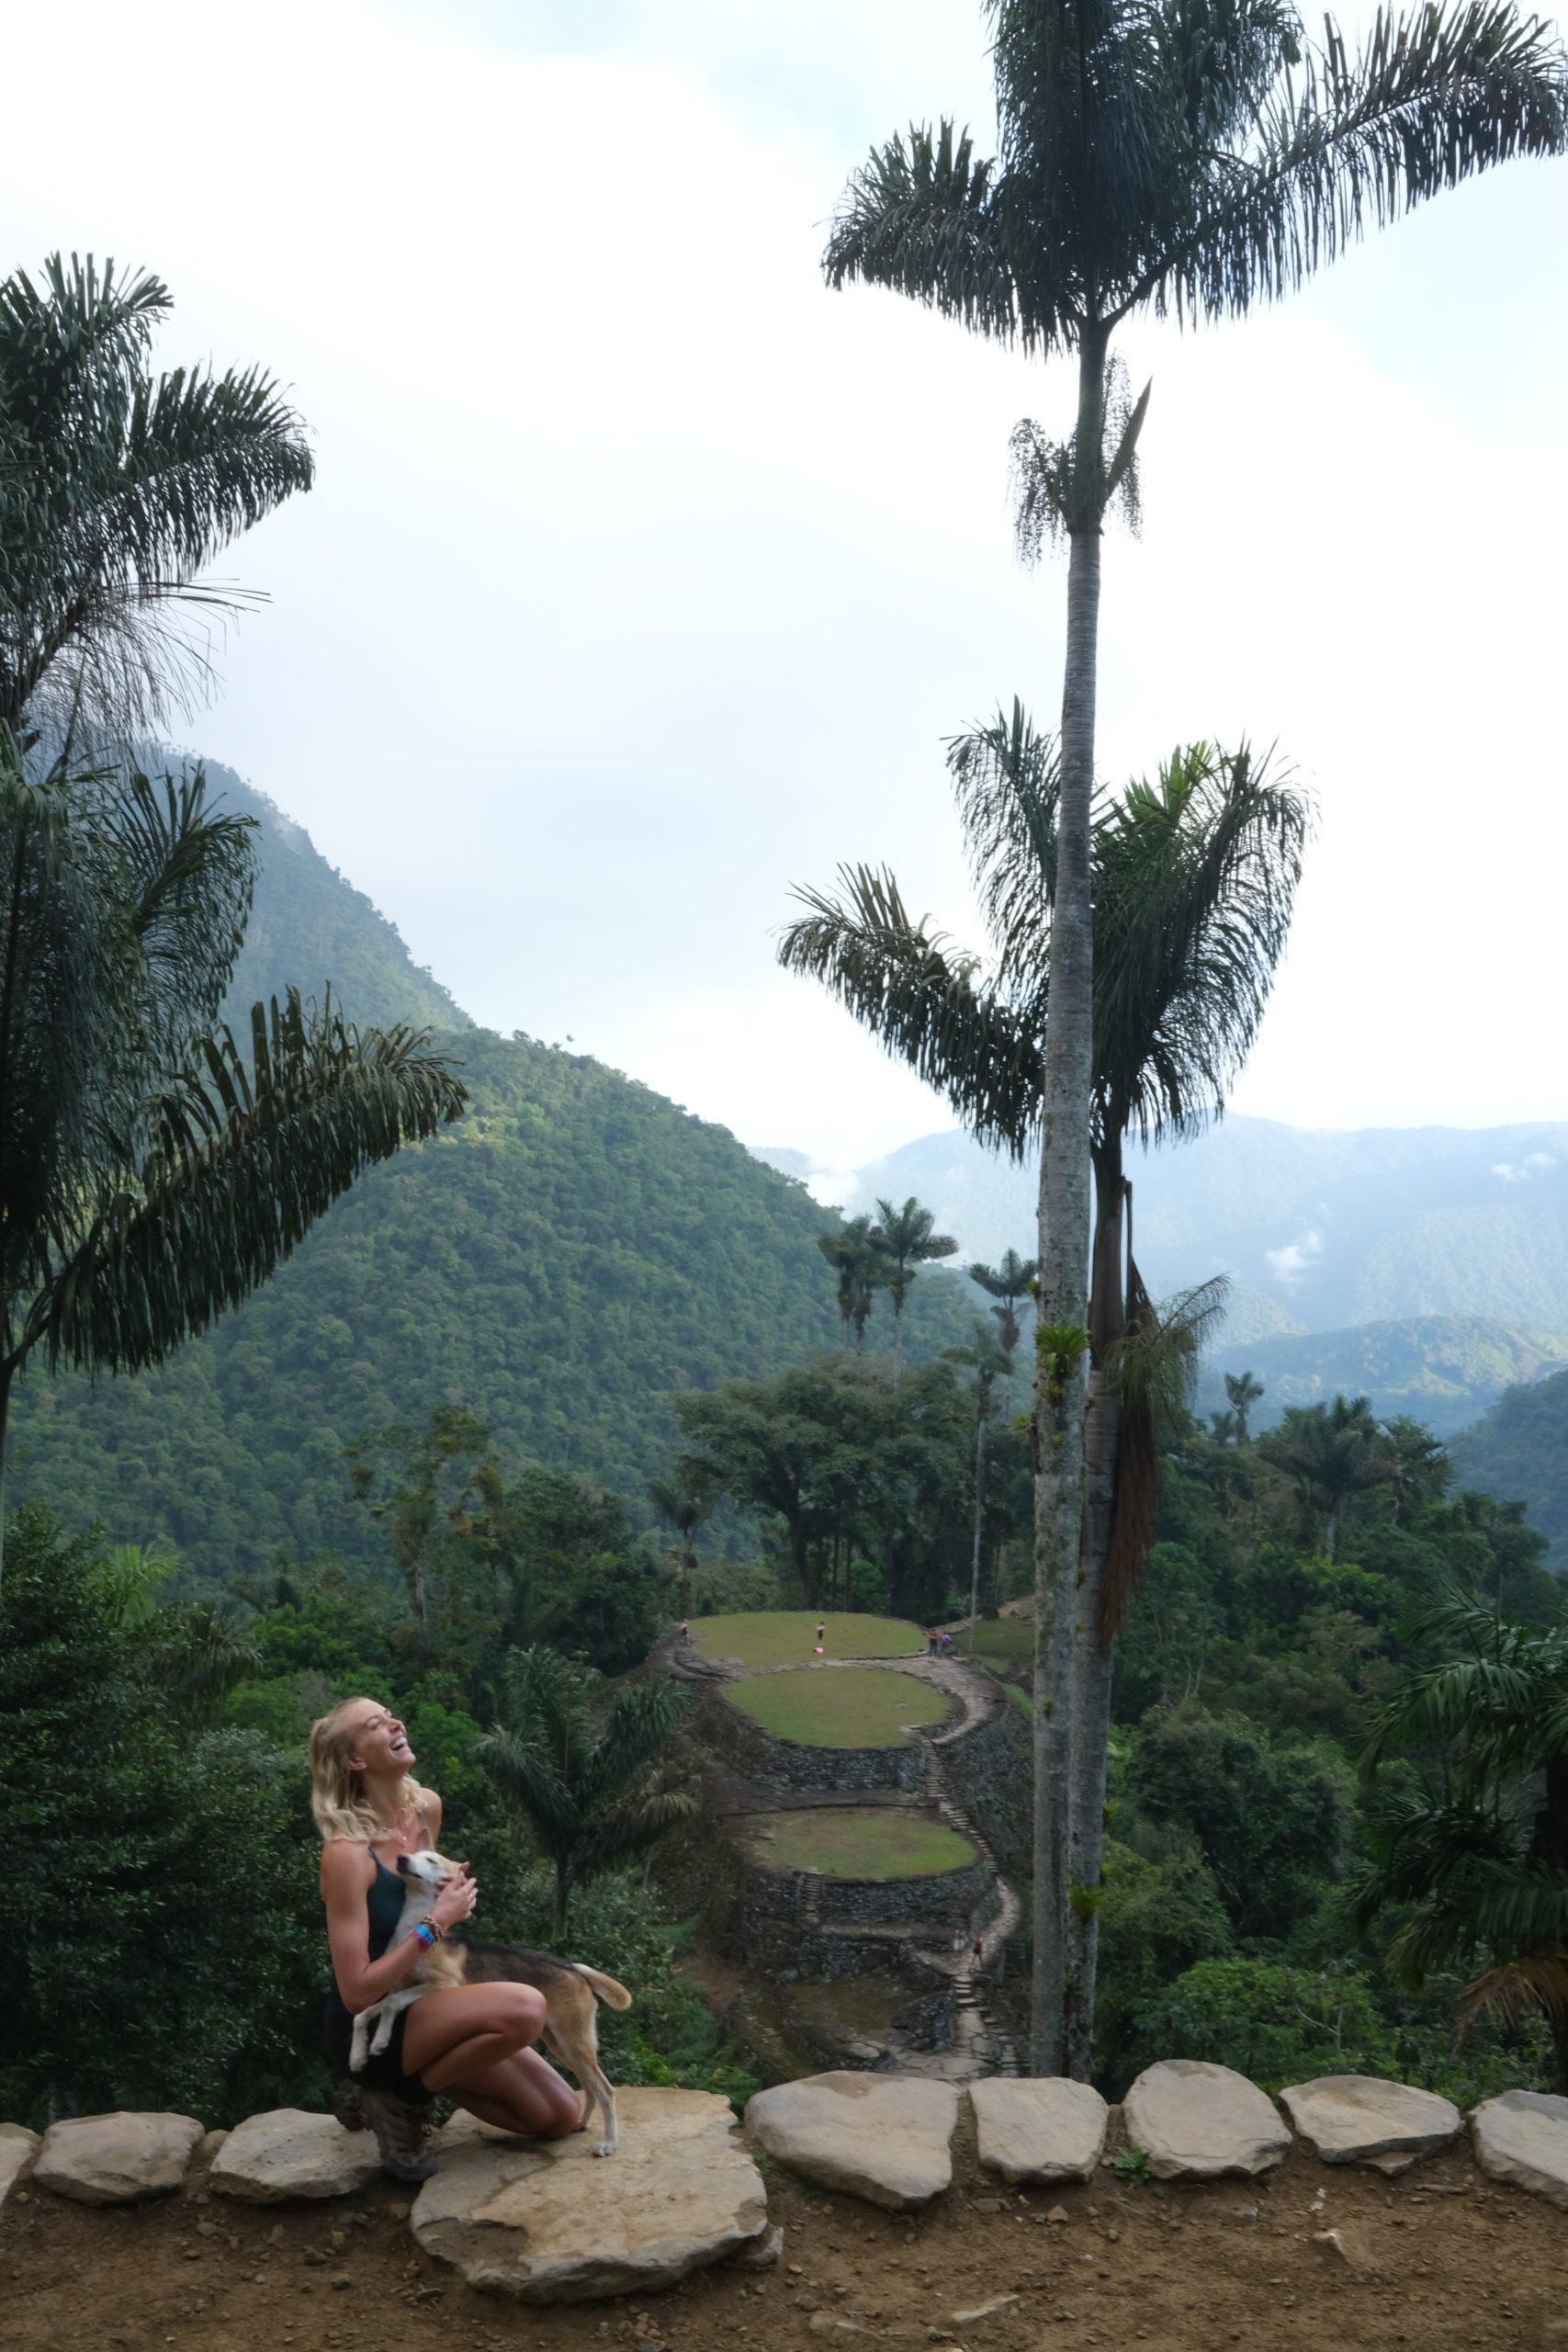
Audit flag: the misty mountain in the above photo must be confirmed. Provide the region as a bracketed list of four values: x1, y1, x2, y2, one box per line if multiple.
[1194, 1317, 1568, 1438]
[773, 1116, 1568, 1338]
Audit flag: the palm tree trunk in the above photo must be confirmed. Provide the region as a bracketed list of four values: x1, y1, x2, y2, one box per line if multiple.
[554, 1858, 571, 1940]
[968, 1398, 988, 1657]
[1030, 324, 1107, 2076]
[1065, 1147, 1126, 2081]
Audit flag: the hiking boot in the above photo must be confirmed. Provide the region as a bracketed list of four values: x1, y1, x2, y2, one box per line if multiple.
[359, 2084, 438, 2183]
[330, 2075, 368, 2133]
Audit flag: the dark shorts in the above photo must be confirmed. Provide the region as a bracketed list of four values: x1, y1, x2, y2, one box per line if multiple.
[323, 1988, 434, 2107]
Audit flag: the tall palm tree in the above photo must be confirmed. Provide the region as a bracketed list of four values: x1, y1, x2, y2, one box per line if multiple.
[823, 0, 1566, 2069]
[1259, 1394, 1396, 1560]
[874, 1194, 958, 1360]
[1356, 1596, 1568, 2089]
[780, 708, 1306, 2068]
[948, 1319, 1015, 1650]
[479, 1645, 696, 1935]
[969, 1248, 1038, 1364]
[817, 1215, 892, 1348]
[1224, 1369, 1265, 1443]
[0, 254, 313, 741]
[0, 741, 466, 1578]
[647, 1465, 715, 1615]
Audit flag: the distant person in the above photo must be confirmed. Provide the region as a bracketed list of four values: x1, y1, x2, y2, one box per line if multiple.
[927, 1628, 939, 1657]
[950, 1927, 965, 1956]
[940, 1629, 953, 1656]
[677, 1622, 691, 1644]
[816, 1621, 826, 1648]
[971, 1933, 985, 1965]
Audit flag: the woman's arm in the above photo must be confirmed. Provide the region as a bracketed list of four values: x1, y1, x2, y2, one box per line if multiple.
[320, 1839, 475, 2013]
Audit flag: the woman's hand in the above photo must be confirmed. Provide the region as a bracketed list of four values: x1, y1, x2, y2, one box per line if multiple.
[430, 1862, 479, 1933]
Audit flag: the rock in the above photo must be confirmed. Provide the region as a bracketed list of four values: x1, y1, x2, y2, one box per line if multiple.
[952, 2292, 1021, 2323]
[411, 2086, 767, 2302]
[1472, 2089, 1568, 2210]
[1280, 2075, 1461, 2169]
[727, 2222, 784, 2271]
[209, 2109, 384, 2202]
[1121, 2061, 1290, 2181]
[745, 2073, 959, 2211]
[970, 2078, 1108, 2187]
[34, 2112, 205, 2205]
[1312, 2224, 1382, 2278]
[0, 2124, 39, 2209]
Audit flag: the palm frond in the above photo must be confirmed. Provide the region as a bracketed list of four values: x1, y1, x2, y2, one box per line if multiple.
[778, 864, 1041, 1152]
[823, 121, 1020, 343]
[26, 989, 466, 1375]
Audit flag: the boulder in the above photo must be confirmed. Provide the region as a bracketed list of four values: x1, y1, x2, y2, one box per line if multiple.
[34, 2112, 204, 2205]
[0, 2123, 39, 2209]
[1121, 2060, 1290, 2181]
[209, 2109, 383, 2202]
[1472, 2089, 1568, 2210]
[412, 2086, 767, 2302]
[970, 2077, 1108, 2186]
[745, 2072, 958, 2210]
[1280, 2075, 1461, 2170]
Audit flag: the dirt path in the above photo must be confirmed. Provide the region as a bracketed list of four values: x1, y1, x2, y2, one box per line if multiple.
[3, 2133, 1556, 2352]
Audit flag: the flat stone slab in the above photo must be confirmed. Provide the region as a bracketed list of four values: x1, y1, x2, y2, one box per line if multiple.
[971, 2077, 1108, 2185]
[1280, 2075, 1461, 2169]
[0, 2124, 39, 2209]
[745, 2073, 958, 2210]
[412, 2087, 767, 2302]
[1472, 2090, 1568, 2209]
[34, 2112, 204, 2204]
[209, 2108, 384, 2201]
[1122, 2060, 1290, 2180]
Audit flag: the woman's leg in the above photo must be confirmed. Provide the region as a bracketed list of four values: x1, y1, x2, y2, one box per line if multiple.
[448, 2048, 582, 2140]
[400, 1982, 546, 2097]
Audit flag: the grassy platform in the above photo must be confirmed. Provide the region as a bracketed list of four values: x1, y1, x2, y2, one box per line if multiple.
[691, 1611, 924, 1668]
[728, 1668, 952, 1747]
[746, 1806, 976, 1879]
[963, 1617, 1032, 1664]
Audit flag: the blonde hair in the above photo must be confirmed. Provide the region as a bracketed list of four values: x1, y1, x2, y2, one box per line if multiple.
[309, 1698, 434, 1845]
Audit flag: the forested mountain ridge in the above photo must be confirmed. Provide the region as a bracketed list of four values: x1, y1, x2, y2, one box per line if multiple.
[8, 1024, 975, 1584]
[1195, 1315, 1568, 1437]
[1452, 1370, 1568, 1568]
[183, 752, 472, 1036]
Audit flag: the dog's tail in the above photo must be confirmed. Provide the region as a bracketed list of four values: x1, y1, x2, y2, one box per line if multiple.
[571, 1963, 632, 2010]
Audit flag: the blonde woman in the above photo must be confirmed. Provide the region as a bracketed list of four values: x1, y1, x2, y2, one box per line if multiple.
[311, 1697, 581, 2169]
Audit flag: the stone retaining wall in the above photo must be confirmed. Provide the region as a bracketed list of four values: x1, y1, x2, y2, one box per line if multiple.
[933, 1699, 1032, 1879]
[701, 1690, 927, 1796]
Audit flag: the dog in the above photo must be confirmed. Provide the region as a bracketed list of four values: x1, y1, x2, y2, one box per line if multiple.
[349, 1849, 633, 2155]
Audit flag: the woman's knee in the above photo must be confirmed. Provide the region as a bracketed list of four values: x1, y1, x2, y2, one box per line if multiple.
[488, 1983, 547, 2049]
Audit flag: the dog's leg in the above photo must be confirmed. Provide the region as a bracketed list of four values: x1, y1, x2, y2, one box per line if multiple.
[349, 2005, 382, 2075]
[542, 2016, 618, 2156]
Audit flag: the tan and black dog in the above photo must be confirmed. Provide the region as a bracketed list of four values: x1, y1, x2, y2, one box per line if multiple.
[350, 1849, 631, 2154]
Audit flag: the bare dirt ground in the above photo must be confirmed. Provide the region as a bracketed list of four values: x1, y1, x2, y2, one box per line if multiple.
[5, 2127, 1566, 2352]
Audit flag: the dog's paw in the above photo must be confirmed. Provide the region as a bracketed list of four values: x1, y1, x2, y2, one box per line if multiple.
[593, 2139, 616, 2158]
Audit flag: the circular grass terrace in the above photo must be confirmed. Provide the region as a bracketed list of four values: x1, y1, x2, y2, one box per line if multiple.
[745, 1806, 976, 1880]
[726, 1666, 952, 1748]
[691, 1611, 924, 1668]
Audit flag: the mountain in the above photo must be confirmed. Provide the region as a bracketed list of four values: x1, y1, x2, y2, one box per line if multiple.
[810, 1116, 1568, 1334]
[1451, 1371, 1568, 1568]
[1196, 1317, 1568, 1438]
[7, 761, 975, 1580]
[194, 753, 472, 1036]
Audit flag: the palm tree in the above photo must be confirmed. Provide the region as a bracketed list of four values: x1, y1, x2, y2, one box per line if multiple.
[817, 1215, 892, 1348]
[647, 1465, 715, 1615]
[823, 0, 1566, 2069]
[948, 1319, 1015, 1651]
[0, 254, 313, 741]
[969, 1248, 1038, 1364]
[780, 712, 1305, 2069]
[874, 1195, 959, 1360]
[1224, 1370, 1265, 1443]
[1259, 1394, 1395, 1560]
[1356, 1596, 1568, 2090]
[479, 1645, 697, 1935]
[0, 741, 466, 1579]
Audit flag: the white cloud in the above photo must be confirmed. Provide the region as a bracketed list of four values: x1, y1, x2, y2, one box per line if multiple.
[1265, 1229, 1327, 1288]
[2, 5, 1563, 1163]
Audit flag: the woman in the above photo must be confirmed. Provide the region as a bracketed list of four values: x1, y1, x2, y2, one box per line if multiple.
[310, 1697, 581, 2160]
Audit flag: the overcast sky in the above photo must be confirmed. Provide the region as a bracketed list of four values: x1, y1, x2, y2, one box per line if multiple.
[6, 2, 1566, 1170]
